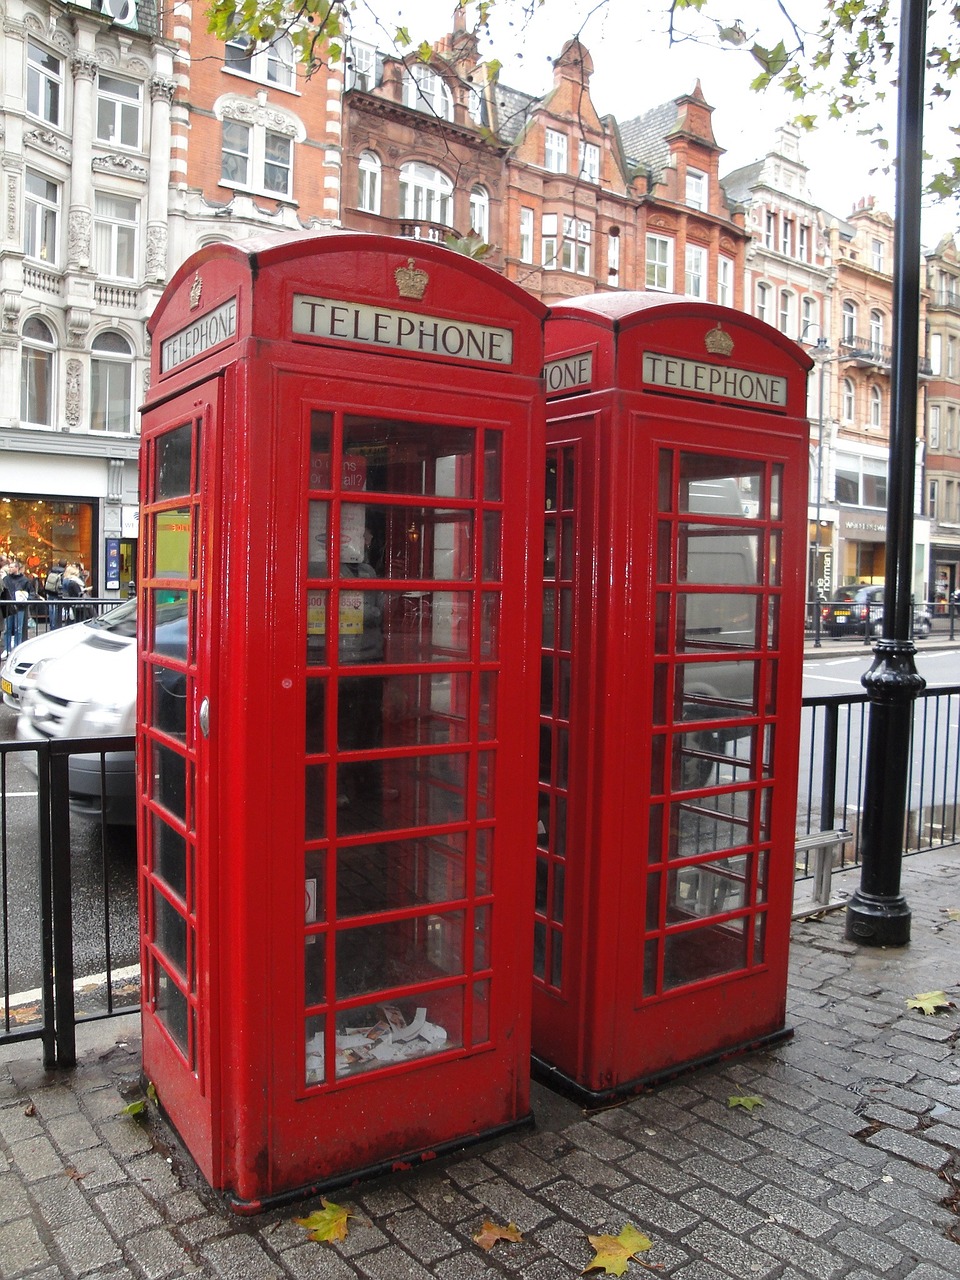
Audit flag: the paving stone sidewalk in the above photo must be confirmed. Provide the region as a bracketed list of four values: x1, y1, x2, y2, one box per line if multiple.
[1, 849, 959, 1280]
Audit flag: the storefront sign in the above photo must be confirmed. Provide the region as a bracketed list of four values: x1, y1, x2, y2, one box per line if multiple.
[292, 295, 514, 365]
[161, 299, 237, 373]
[840, 512, 886, 539]
[642, 352, 788, 408]
[543, 350, 594, 396]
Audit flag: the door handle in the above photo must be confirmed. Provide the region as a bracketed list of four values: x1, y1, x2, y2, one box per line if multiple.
[199, 696, 210, 738]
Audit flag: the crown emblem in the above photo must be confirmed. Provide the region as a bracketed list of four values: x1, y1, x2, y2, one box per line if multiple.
[705, 323, 734, 357]
[395, 258, 429, 300]
[189, 271, 203, 310]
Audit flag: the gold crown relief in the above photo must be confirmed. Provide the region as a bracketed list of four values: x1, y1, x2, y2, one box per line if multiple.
[395, 258, 429, 300]
[704, 324, 734, 357]
[189, 272, 203, 310]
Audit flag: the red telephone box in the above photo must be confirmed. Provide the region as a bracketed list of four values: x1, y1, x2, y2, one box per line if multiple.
[139, 234, 545, 1207]
[536, 294, 812, 1102]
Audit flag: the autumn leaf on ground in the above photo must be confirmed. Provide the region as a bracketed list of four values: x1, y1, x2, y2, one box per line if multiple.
[294, 1198, 354, 1243]
[121, 1100, 147, 1116]
[473, 1219, 523, 1250]
[944, 909, 960, 922]
[727, 1095, 765, 1112]
[906, 991, 955, 1015]
[584, 1224, 654, 1275]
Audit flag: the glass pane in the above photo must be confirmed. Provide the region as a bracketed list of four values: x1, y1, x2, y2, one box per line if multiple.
[658, 450, 673, 512]
[677, 594, 758, 650]
[533, 921, 546, 980]
[154, 508, 192, 579]
[338, 675, 383, 751]
[305, 1014, 325, 1086]
[550, 929, 563, 988]
[543, 523, 557, 580]
[306, 591, 328, 665]
[347, 505, 472, 582]
[336, 913, 464, 999]
[479, 672, 497, 739]
[482, 512, 501, 581]
[560, 519, 574, 578]
[646, 871, 661, 929]
[679, 529, 760, 585]
[334, 992, 462, 1078]
[305, 850, 325, 923]
[474, 904, 491, 969]
[154, 889, 187, 977]
[478, 751, 494, 819]
[670, 792, 752, 858]
[679, 457, 761, 517]
[377, 672, 471, 746]
[154, 818, 187, 900]
[675, 661, 757, 715]
[337, 752, 467, 836]
[305, 763, 326, 840]
[308, 502, 329, 576]
[305, 677, 326, 754]
[557, 659, 571, 719]
[663, 918, 748, 990]
[152, 742, 186, 821]
[153, 593, 190, 657]
[542, 588, 556, 646]
[343, 418, 475, 498]
[336, 585, 385, 665]
[483, 432, 501, 501]
[669, 857, 749, 918]
[384, 590, 471, 663]
[153, 959, 189, 1055]
[476, 828, 492, 895]
[151, 664, 187, 740]
[562, 451, 575, 509]
[309, 413, 332, 489]
[305, 936, 326, 1006]
[643, 938, 659, 998]
[481, 593, 499, 659]
[156, 424, 193, 499]
[336, 833, 467, 917]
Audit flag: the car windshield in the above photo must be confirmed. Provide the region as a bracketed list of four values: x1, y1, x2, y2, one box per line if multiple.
[87, 598, 138, 638]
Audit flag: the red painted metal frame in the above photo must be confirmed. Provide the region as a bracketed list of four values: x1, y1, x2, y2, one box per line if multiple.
[140, 234, 546, 1207]
[537, 295, 813, 1102]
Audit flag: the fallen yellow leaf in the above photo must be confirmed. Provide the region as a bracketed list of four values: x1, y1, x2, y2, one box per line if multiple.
[727, 1095, 765, 1112]
[906, 991, 954, 1015]
[473, 1219, 523, 1250]
[584, 1224, 654, 1275]
[294, 1198, 354, 1243]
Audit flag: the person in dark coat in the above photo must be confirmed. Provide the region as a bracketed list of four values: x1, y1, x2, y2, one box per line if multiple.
[1, 559, 38, 655]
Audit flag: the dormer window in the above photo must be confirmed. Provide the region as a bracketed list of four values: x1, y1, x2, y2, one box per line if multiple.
[685, 169, 707, 210]
[544, 129, 568, 174]
[402, 65, 454, 121]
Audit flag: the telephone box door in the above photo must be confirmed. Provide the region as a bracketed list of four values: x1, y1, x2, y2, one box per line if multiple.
[138, 384, 222, 1178]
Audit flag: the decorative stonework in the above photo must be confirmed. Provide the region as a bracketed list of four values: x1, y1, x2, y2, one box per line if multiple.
[71, 52, 99, 82]
[65, 359, 83, 427]
[150, 76, 176, 105]
[2, 291, 21, 334]
[67, 308, 92, 350]
[68, 209, 92, 269]
[24, 129, 72, 160]
[146, 225, 167, 281]
[92, 154, 148, 181]
[7, 174, 19, 239]
[220, 96, 300, 139]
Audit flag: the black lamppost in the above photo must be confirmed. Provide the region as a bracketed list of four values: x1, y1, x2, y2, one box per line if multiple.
[845, 0, 928, 947]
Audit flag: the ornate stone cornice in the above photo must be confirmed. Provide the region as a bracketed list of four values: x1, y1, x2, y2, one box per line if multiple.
[219, 94, 301, 139]
[24, 129, 72, 160]
[66, 308, 92, 350]
[92, 154, 148, 181]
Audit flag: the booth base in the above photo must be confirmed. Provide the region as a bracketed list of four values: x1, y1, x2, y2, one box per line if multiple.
[530, 1026, 795, 1110]
[149, 1092, 535, 1216]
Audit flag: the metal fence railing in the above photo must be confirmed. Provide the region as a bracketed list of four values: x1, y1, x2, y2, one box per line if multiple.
[796, 684, 960, 878]
[0, 734, 138, 1067]
[2, 684, 959, 1064]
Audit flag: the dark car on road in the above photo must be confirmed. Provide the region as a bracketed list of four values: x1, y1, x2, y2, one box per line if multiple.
[820, 584, 932, 639]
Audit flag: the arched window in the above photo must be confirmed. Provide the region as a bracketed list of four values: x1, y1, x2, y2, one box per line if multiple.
[469, 185, 489, 241]
[402, 65, 454, 120]
[358, 150, 381, 214]
[266, 35, 295, 88]
[869, 309, 884, 353]
[399, 162, 453, 227]
[91, 331, 134, 433]
[756, 281, 770, 323]
[842, 299, 857, 343]
[870, 384, 883, 429]
[20, 317, 55, 426]
[842, 377, 855, 422]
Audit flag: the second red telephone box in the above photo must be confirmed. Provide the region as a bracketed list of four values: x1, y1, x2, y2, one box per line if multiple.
[536, 294, 812, 1102]
[139, 234, 545, 1207]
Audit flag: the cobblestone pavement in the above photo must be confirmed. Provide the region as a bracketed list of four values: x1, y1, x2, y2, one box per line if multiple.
[2, 849, 959, 1279]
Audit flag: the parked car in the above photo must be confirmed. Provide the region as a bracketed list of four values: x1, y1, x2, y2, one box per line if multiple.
[1, 605, 127, 710]
[16, 598, 187, 825]
[819, 585, 932, 639]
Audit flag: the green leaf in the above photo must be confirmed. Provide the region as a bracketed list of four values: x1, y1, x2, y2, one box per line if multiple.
[121, 1100, 147, 1116]
[727, 1094, 765, 1112]
[294, 1198, 354, 1243]
[584, 1224, 654, 1275]
[906, 991, 955, 1015]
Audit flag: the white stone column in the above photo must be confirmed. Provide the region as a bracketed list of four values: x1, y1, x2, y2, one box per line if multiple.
[68, 51, 98, 271]
[146, 76, 175, 283]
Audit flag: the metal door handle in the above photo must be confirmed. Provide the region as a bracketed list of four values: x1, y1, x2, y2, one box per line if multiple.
[199, 697, 210, 738]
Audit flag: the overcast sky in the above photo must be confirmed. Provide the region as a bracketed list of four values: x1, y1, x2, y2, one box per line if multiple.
[355, 0, 957, 247]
